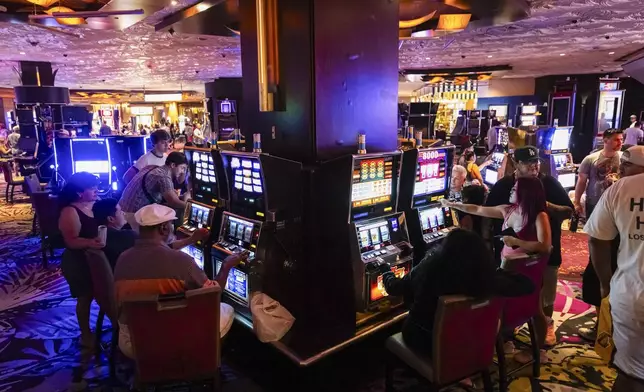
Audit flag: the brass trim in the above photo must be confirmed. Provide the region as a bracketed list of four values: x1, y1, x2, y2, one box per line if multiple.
[256, 0, 274, 112]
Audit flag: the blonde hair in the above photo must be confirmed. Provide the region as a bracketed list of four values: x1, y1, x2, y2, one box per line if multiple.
[452, 165, 467, 177]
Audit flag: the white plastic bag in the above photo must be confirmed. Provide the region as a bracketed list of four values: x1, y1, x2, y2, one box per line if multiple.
[250, 292, 295, 343]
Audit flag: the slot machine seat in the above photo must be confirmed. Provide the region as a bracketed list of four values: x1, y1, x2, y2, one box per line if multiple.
[385, 296, 502, 392]
[121, 287, 223, 390]
[497, 253, 548, 387]
[1, 160, 24, 203]
[32, 191, 63, 268]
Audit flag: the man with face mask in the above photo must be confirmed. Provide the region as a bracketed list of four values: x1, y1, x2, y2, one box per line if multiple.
[114, 204, 246, 359]
[119, 151, 191, 232]
[486, 146, 573, 348]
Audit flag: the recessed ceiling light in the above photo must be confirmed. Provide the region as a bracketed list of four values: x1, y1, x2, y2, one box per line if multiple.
[19, 52, 25, 55]
[194, 63, 199, 65]
[487, 55, 493, 58]
[425, 57, 430, 60]
[79, 60, 85, 63]
[609, 51, 615, 55]
[171, 0, 178, 5]
[559, 53, 566, 56]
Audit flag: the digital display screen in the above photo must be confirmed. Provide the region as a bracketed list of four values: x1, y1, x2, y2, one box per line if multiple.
[186, 203, 212, 230]
[558, 172, 576, 188]
[413, 149, 448, 197]
[223, 214, 259, 250]
[484, 169, 498, 185]
[357, 220, 392, 253]
[418, 207, 448, 234]
[191, 151, 217, 184]
[553, 154, 568, 169]
[351, 157, 394, 208]
[74, 161, 109, 174]
[522, 105, 537, 115]
[186, 149, 218, 204]
[370, 265, 409, 302]
[520, 115, 536, 126]
[220, 101, 232, 113]
[551, 128, 571, 151]
[215, 261, 248, 303]
[491, 152, 505, 165]
[231, 157, 263, 194]
[181, 245, 204, 270]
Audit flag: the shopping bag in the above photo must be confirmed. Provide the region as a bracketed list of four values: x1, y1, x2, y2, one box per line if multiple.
[595, 296, 615, 363]
[250, 292, 295, 343]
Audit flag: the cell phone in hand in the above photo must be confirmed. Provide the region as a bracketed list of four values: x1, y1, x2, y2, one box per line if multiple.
[495, 227, 518, 239]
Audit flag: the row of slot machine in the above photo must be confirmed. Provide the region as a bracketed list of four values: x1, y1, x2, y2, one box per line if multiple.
[482, 126, 576, 191]
[178, 144, 458, 336]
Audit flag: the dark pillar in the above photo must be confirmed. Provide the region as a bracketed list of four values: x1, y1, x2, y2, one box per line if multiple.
[239, 0, 399, 164]
[14, 61, 69, 105]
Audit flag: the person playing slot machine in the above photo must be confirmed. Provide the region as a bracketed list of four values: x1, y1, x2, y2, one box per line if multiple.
[123, 129, 171, 184]
[92, 198, 209, 269]
[114, 204, 245, 359]
[379, 229, 534, 358]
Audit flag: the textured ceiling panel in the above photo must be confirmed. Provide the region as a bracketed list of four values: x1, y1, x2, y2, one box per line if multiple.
[0, 0, 642, 91]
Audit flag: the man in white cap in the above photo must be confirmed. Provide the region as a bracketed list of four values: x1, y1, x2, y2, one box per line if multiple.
[584, 145, 644, 391]
[114, 204, 246, 359]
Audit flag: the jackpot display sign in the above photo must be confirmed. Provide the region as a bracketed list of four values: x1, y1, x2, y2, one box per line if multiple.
[351, 157, 394, 209]
[413, 149, 448, 197]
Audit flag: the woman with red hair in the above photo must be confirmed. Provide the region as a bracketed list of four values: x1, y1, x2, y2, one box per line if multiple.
[442, 176, 552, 362]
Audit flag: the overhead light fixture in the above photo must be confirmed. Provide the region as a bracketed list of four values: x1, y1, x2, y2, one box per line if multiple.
[487, 55, 493, 58]
[194, 62, 199, 65]
[79, 60, 85, 63]
[559, 53, 566, 56]
[609, 51, 615, 55]
[144, 93, 183, 102]
[19, 52, 25, 55]
[425, 57, 431, 60]
[171, 0, 178, 5]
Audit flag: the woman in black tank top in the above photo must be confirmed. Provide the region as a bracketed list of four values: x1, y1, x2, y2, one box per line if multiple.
[58, 172, 102, 349]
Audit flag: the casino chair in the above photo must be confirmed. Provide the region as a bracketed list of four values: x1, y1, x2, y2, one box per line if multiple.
[1, 160, 24, 203]
[496, 253, 548, 391]
[122, 286, 223, 390]
[24, 174, 44, 234]
[32, 191, 63, 268]
[385, 296, 503, 392]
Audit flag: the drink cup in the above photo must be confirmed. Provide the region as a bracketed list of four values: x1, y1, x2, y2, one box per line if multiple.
[98, 225, 107, 246]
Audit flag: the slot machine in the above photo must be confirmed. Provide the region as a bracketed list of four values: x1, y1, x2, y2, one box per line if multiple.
[537, 126, 576, 190]
[317, 152, 414, 314]
[399, 146, 457, 261]
[107, 135, 148, 194]
[178, 146, 229, 278]
[483, 150, 508, 186]
[210, 151, 302, 313]
[54, 137, 114, 195]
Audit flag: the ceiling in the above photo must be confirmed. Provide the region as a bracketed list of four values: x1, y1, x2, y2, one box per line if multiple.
[0, 0, 642, 91]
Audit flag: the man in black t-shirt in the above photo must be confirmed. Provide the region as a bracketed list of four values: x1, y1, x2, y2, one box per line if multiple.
[486, 146, 573, 347]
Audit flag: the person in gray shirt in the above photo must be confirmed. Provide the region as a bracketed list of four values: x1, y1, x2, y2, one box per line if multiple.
[573, 128, 623, 341]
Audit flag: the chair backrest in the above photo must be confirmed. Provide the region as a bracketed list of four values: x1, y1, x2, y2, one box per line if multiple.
[85, 249, 117, 322]
[432, 295, 503, 385]
[122, 286, 222, 384]
[33, 192, 61, 238]
[24, 174, 41, 197]
[502, 254, 548, 328]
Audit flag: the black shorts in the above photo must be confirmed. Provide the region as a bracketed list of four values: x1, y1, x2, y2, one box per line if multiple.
[61, 249, 93, 298]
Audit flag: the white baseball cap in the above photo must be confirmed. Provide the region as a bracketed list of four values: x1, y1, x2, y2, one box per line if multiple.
[622, 146, 644, 167]
[135, 204, 177, 226]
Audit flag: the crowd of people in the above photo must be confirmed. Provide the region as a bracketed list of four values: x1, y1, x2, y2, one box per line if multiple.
[51, 122, 644, 390]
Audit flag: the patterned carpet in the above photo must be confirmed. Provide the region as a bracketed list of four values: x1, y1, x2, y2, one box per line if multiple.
[0, 183, 616, 392]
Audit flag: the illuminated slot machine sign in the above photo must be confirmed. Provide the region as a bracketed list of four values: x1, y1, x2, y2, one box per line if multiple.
[412, 149, 448, 206]
[70, 138, 112, 191]
[371, 265, 408, 302]
[229, 156, 265, 218]
[550, 128, 572, 152]
[186, 149, 219, 205]
[350, 156, 397, 221]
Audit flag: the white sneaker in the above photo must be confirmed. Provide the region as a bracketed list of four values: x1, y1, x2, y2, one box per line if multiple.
[545, 323, 557, 347]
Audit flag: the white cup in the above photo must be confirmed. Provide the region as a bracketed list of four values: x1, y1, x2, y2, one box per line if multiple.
[98, 225, 107, 246]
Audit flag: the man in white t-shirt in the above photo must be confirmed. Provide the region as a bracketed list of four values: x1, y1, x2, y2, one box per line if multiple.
[123, 129, 170, 184]
[624, 126, 644, 146]
[584, 146, 644, 390]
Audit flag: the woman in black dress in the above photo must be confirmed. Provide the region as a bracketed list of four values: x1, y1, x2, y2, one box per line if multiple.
[58, 172, 103, 349]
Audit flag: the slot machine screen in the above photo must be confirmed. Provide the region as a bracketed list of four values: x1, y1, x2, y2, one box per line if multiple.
[71, 139, 110, 176]
[418, 206, 452, 234]
[484, 169, 498, 185]
[222, 214, 260, 251]
[351, 156, 394, 209]
[413, 149, 448, 198]
[522, 105, 537, 115]
[227, 155, 266, 216]
[186, 149, 218, 204]
[551, 128, 571, 151]
[492, 152, 505, 165]
[185, 203, 212, 230]
[215, 260, 248, 303]
[370, 264, 409, 302]
[357, 220, 392, 253]
[557, 172, 576, 188]
[180, 245, 205, 270]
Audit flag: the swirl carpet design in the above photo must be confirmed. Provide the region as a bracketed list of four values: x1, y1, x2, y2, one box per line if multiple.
[0, 183, 616, 391]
